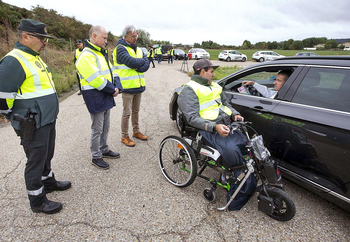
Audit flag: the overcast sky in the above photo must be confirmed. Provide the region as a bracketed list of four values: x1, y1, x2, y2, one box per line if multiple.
[4, 0, 350, 46]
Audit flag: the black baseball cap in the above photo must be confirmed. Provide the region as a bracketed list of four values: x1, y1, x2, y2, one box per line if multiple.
[18, 19, 54, 39]
[193, 59, 219, 72]
[76, 39, 83, 44]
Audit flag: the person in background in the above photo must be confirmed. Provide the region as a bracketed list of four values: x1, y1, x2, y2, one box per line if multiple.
[168, 47, 174, 64]
[74, 39, 84, 95]
[147, 45, 155, 68]
[75, 25, 121, 169]
[113, 25, 150, 147]
[156, 45, 162, 64]
[0, 19, 71, 214]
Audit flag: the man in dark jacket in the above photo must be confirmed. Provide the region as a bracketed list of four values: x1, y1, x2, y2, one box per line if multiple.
[113, 25, 150, 147]
[177, 59, 248, 170]
[74, 39, 84, 95]
[0, 19, 71, 214]
[76, 26, 121, 169]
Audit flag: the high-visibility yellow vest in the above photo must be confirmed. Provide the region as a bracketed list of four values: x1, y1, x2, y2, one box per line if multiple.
[147, 48, 154, 58]
[186, 80, 232, 120]
[75, 48, 83, 60]
[75, 42, 113, 91]
[168, 49, 174, 56]
[112, 45, 145, 90]
[156, 47, 162, 55]
[4, 49, 56, 111]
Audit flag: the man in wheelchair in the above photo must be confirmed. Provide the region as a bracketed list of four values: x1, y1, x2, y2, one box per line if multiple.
[177, 59, 249, 181]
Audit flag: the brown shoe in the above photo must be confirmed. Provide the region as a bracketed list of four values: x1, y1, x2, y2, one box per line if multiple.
[133, 132, 148, 141]
[121, 136, 135, 147]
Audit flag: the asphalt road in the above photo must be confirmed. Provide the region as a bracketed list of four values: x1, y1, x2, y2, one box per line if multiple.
[0, 59, 349, 241]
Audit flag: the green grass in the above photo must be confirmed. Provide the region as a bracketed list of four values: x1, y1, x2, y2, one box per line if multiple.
[187, 65, 243, 81]
[207, 49, 350, 61]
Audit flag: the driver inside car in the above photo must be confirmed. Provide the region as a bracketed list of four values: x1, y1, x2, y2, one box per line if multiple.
[242, 70, 292, 98]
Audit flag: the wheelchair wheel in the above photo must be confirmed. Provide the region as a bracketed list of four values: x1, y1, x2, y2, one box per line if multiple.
[158, 135, 197, 187]
[203, 188, 216, 202]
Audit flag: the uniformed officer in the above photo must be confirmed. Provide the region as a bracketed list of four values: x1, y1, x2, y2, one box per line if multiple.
[0, 19, 71, 214]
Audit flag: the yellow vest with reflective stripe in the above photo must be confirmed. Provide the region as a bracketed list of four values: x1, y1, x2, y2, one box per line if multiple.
[75, 48, 83, 60]
[186, 80, 232, 120]
[5, 49, 56, 110]
[75, 43, 113, 91]
[147, 49, 154, 58]
[113, 45, 145, 90]
[156, 47, 162, 55]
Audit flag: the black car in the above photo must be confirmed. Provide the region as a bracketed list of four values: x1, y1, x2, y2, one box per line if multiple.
[169, 56, 350, 211]
[174, 49, 186, 60]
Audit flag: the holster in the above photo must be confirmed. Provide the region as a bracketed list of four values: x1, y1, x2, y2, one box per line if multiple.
[13, 110, 37, 141]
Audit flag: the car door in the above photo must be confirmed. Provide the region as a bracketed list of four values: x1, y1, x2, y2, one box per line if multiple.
[264, 66, 350, 202]
[222, 66, 301, 136]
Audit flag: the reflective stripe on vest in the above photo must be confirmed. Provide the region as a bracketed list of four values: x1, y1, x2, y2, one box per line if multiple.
[6, 49, 56, 101]
[76, 48, 112, 91]
[113, 45, 145, 90]
[186, 80, 232, 120]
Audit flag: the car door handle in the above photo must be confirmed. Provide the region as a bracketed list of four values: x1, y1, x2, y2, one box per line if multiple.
[259, 100, 272, 105]
[253, 106, 264, 110]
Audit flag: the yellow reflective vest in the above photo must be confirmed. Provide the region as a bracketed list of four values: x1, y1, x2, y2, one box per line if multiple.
[156, 47, 162, 55]
[75, 41, 113, 91]
[75, 48, 83, 60]
[1, 48, 58, 129]
[186, 80, 232, 120]
[147, 48, 154, 58]
[112, 45, 145, 90]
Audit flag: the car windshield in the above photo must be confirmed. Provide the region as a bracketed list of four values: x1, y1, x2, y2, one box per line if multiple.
[196, 49, 206, 52]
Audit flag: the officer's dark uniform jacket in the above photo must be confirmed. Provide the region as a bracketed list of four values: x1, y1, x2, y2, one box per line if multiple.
[76, 39, 120, 114]
[112, 38, 149, 94]
[0, 42, 59, 130]
[177, 74, 240, 132]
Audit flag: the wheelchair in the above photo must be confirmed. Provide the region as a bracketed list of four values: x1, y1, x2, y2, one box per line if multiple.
[158, 112, 296, 221]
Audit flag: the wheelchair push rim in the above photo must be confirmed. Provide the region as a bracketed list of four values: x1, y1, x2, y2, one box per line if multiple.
[158, 135, 197, 187]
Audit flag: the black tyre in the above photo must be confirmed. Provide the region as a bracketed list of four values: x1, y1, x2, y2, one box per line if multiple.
[203, 188, 216, 202]
[264, 187, 296, 221]
[195, 55, 199, 60]
[226, 57, 231, 62]
[158, 136, 197, 187]
[259, 57, 264, 62]
[241, 57, 246, 62]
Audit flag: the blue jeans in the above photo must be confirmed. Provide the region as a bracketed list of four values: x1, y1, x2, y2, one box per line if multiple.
[199, 129, 249, 168]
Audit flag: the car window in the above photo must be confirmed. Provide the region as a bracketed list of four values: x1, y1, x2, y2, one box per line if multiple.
[292, 67, 350, 113]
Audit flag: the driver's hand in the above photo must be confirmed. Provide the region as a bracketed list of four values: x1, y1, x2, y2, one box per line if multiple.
[242, 81, 255, 86]
[215, 124, 230, 137]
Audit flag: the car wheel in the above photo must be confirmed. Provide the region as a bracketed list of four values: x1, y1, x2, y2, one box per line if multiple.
[226, 57, 231, 62]
[241, 57, 246, 62]
[195, 55, 199, 60]
[259, 57, 264, 62]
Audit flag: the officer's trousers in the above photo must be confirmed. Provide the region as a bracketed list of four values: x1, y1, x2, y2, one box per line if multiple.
[17, 122, 57, 206]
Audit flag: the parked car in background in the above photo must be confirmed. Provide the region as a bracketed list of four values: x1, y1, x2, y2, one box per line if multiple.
[188, 48, 210, 60]
[218, 50, 247, 62]
[169, 56, 350, 212]
[295, 52, 319, 57]
[174, 49, 186, 60]
[153, 45, 173, 60]
[140, 47, 148, 56]
[252, 51, 285, 62]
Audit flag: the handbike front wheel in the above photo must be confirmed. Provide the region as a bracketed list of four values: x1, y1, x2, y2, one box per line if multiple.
[264, 187, 296, 221]
[158, 135, 197, 187]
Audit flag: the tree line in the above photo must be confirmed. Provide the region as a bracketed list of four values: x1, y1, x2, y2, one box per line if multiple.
[0, 1, 345, 52]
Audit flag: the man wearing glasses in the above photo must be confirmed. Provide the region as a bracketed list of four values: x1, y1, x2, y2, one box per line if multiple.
[0, 19, 71, 214]
[113, 25, 149, 147]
